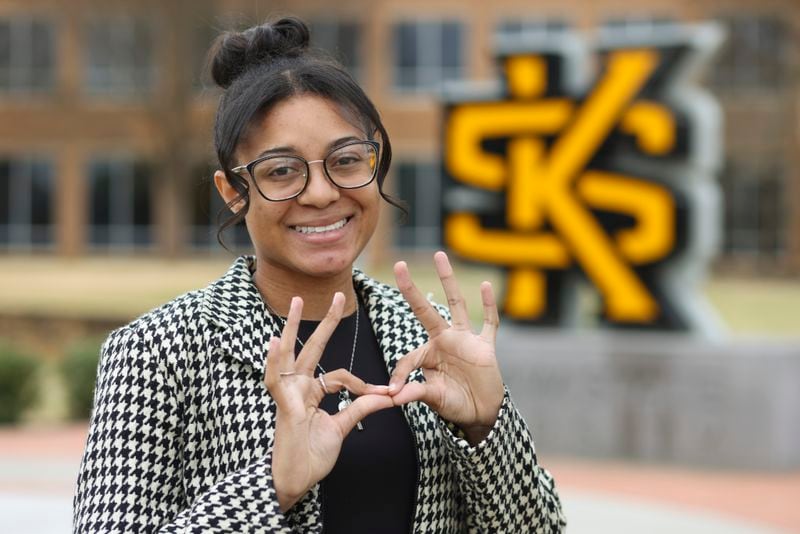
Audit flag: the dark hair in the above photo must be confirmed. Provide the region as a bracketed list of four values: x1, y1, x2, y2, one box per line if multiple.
[208, 16, 404, 248]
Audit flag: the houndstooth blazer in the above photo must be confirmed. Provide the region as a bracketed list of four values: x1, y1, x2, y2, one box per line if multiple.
[73, 256, 566, 533]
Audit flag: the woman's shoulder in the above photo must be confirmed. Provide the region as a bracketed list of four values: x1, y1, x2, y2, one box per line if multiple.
[102, 288, 209, 354]
[104, 256, 257, 352]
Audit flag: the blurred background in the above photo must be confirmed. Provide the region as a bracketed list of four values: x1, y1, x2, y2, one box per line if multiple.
[0, 0, 798, 532]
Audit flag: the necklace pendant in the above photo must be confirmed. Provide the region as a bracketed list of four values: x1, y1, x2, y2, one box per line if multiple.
[338, 390, 364, 431]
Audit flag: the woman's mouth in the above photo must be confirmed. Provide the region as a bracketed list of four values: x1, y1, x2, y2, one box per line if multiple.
[291, 217, 350, 235]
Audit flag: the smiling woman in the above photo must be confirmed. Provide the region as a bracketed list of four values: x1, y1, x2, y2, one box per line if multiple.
[217, 96, 383, 302]
[72, 16, 566, 534]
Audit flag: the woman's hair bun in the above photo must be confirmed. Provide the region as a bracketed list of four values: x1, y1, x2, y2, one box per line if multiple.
[210, 17, 311, 89]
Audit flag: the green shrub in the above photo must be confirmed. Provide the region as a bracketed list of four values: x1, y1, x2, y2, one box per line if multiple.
[61, 338, 103, 420]
[0, 342, 39, 424]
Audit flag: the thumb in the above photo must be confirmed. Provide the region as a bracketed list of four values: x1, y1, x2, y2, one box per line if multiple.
[332, 394, 394, 436]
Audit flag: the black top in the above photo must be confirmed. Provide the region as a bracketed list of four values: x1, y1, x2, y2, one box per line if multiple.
[295, 298, 418, 533]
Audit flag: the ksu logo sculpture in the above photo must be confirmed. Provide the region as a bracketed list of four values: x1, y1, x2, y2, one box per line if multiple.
[442, 24, 724, 332]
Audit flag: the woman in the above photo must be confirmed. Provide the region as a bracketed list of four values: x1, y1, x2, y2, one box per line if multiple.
[73, 17, 566, 533]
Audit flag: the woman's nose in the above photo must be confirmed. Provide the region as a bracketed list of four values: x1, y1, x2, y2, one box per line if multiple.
[296, 160, 340, 207]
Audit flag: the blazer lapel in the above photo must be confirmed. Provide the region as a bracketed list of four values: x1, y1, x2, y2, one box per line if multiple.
[201, 256, 277, 371]
[354, 270, 430, 379]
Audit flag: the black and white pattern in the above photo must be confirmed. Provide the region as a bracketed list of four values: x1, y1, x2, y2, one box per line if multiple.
[73, 256, 567, 533]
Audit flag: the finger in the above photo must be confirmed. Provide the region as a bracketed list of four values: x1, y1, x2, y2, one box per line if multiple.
[264, 336, 286, 390]
[332, 394, 394, 436]
[433, 251, 470, 330]
[295, 292, 345, 374]
[320, 368, 392, 396]
[394, 261, 449, 337]
[267, 336, 296, 388]
[279, 296, 303, 357]
[388, 381, 439, 409]
[388, 344, 430, 394]
[479, 281, 500, 343]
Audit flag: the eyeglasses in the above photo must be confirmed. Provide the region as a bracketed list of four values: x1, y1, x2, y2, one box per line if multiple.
[231, 140, 380, 201]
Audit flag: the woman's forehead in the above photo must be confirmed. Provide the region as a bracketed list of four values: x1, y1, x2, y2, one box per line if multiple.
[239, 95, 369, 157]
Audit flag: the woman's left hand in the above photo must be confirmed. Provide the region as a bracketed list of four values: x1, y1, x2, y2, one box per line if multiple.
[389, 251, 505, 446]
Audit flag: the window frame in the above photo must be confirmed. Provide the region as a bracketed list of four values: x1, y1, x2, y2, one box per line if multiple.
[0, 155, 55, 251]
[719, 157, 787, 259]
[0, 15, 56, 94]
[392, 20, 465, 94]
[710, 14, 790, 93]
[84, 16, 156, 97]
[87, 157, 154, 250]
[310, 18, 363, 82]
[393, 158, 442, 249]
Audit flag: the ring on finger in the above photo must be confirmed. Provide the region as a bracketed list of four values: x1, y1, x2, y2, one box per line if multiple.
[279, 371, 296, 377]
[318, 374, 329, 394]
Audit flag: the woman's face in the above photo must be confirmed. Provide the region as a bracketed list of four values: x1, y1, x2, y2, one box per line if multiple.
[218, 94, 381, 280]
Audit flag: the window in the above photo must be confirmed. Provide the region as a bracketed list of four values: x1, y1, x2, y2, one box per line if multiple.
[85, 17, 154, 95]
[0, 156, 54, 249]
[711, 16, 790, 91]
[189, 167, 251, 251]
[311, 19, 362, 81]
[88, 159, 152, 248]
[393, 21, 464, 92]
[600, 16, 677, 38]
[394, 161, 441, 248]
[495, 19, 568, 40]
[0, 17, 55, 93]
[720, 158, 786, 258]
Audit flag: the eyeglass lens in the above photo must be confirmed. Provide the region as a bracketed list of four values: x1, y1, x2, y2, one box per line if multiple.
[252, 142, 377, 200]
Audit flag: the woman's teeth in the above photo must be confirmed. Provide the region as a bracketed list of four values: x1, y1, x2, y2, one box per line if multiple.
[293, 218, 348, 234]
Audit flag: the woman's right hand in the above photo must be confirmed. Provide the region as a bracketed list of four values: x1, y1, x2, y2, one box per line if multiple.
[265, 292, 394, 512]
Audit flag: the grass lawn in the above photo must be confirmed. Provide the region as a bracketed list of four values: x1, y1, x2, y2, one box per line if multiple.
[0, 254, 797, 337]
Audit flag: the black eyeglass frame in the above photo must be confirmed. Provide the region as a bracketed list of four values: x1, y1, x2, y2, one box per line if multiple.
[230, 140, 381, 202]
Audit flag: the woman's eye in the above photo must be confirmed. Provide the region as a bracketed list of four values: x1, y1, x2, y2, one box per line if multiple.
[270, 166, 295, 176]
[257, 159, 303, 180]
[330, 154, 362, 167]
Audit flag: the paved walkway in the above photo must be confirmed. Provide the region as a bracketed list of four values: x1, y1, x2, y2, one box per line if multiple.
[1, 424, 797, 533]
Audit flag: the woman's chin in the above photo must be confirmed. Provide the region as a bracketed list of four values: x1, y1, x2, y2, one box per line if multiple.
[292, 253, 357, 279]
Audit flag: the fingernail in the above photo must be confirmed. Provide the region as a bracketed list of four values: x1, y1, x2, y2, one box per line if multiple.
[387, 383, 397, 392]
[371, 385, 390, 390]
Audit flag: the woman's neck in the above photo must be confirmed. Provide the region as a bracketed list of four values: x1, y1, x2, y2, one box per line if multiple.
[251, 259, 358, 320]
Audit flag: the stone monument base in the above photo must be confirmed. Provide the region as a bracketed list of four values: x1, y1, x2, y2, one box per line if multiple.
[497, 328, 800, 470]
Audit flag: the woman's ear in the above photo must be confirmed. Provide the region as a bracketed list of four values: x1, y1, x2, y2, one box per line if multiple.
[213, 170, 247, 213]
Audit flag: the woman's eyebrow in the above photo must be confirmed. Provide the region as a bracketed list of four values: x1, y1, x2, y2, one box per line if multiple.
[327, 136, 362, 151]
[254, 136, 364, 160]
[254, 146, 295, 159]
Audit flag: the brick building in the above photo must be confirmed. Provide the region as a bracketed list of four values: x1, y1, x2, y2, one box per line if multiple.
[0, 0, 797, 273]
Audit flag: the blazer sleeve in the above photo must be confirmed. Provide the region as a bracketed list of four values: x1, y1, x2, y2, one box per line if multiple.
[421, 302, 566, 532]
[73, 326, 321, 533]
[438, 389, 567, 533]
